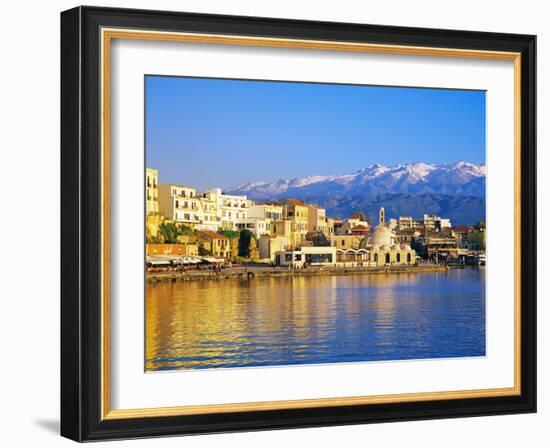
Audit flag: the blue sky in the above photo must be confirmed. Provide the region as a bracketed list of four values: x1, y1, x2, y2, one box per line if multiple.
[145, 76, 485, 191]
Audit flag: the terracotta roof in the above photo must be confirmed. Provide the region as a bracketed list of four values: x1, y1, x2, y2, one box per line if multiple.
[454, 225, 473, 232]
[351, 224, 369, 230]
[278, 198, 306, 206]
[200, 230, 228, 240]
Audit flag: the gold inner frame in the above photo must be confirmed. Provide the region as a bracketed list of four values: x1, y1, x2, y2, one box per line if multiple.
[100, 27, 522, 420]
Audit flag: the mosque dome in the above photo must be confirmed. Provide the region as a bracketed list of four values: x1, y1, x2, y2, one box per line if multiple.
[381, 244, 391, 250]
[401, 244, 412, 251]
[391, 244, 400, 250]
[371, 224, 393, 247]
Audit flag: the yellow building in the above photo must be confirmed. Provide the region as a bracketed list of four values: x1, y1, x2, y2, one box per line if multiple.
[258, 236, 291, 261]
[325, 217, 335, 237]
[198, 231, 232, 259]
[279, 199, 309, 241]
[306, 204, 327, 235]
[330, 235, 363, 250]
[466, 228, 486, 250]
[271, 219, 301, 249]
[146, 168, 159, 215]
[198, 193, 220, 231]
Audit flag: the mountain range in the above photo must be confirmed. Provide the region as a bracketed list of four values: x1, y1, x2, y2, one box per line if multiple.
[225, 161, 486, 225]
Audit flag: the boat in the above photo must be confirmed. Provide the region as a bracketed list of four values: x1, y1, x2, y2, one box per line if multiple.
[477, 254, 486, 266]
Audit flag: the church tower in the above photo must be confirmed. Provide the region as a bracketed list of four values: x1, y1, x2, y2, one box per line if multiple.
[379, 207, 385, 225]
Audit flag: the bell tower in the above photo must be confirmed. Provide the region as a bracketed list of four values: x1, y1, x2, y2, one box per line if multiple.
[379, 207, 385, 225]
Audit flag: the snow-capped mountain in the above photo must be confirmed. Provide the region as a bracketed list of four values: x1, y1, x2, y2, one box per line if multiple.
[226, 161, 486, 200]
[225, 162, 486, 225]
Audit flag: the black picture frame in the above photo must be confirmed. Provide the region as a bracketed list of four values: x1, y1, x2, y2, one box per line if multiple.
[61, 5, 536, 442]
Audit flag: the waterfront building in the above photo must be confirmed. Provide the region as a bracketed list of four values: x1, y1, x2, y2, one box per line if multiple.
[350, 224, 369, 236]
[271, 219, 301, 249]
[466, 228, 486, 251]
[325, 217, 335, 237]
[358, 207, 416, 266]
[197, 192, 220, 231]
[146, 168, 159, 216]
[335, 248, 370, 264]
[329, 235, 362, 250]
[306, 204, 328, 235]
[395, 228, 420, 245]
[274, 246, 337, 268]
[335, 215, 370, 235]
[258, 235, 291, 261]
[242, 203, 284, 237]
[417, 236, 459, 261]
[236, 217, 271, 238]
[202, 188, 249, 230]
[278, 199, 309, 240]
[247, 203, 284, 222]
[398, 216, 422, 231]
[198, 230, 232, 259]
[332, 218, 345, 235]
[423, 214, 452, 231]
[158, 184, 204, 226]
[453, 225, 484, 251]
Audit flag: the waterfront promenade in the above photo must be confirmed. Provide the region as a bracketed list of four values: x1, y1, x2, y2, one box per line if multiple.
[146, 263, 448, 283]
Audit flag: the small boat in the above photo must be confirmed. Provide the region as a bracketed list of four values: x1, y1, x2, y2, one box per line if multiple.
[477, 254, 486, 266]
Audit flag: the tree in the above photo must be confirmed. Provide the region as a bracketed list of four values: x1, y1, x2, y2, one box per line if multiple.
[474, 220, 486, 231]
[157, 222, 196, 243]
[238, 229, 253, 257]
[158, 222, 180, 243]
[218, 229, 239, 240]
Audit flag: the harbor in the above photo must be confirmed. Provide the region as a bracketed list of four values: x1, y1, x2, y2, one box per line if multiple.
[146, 267, 486, 371]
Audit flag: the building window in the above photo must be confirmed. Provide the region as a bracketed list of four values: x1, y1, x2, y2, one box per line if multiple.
[397, 253, 401, 263]
[385, 253, 391, 264]
[407, 253, 412, 263]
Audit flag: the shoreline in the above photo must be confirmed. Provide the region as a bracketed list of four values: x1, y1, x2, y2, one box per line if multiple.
[146, 264, 450, 284]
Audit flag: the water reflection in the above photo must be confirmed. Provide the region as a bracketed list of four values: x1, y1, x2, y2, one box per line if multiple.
[146, 269, 485, 371]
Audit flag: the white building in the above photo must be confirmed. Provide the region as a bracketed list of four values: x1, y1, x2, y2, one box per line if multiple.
[158, 184, 204, 226]
[202, 188, 250, 230]
[236, 217, 271, 238]
[423, 214, 452, 231]
[274, 246, 337, 267]
[247, 203, 284, 221]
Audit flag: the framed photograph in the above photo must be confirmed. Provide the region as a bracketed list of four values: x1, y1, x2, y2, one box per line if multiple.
[61, 6, 536, 442]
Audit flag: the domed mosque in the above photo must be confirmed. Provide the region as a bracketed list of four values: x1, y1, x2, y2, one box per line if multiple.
[359, 207, 416, 266]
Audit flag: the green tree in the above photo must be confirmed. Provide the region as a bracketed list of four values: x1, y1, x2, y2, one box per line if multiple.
[177, 224, 196, 236]
[238, 229, 253, 257]
[158, 222, 180, 243]
[474, 220, 486, 230]
[218, 229, 239, 240]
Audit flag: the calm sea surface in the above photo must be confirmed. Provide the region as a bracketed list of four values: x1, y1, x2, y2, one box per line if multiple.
[146, 268, 485, 371]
